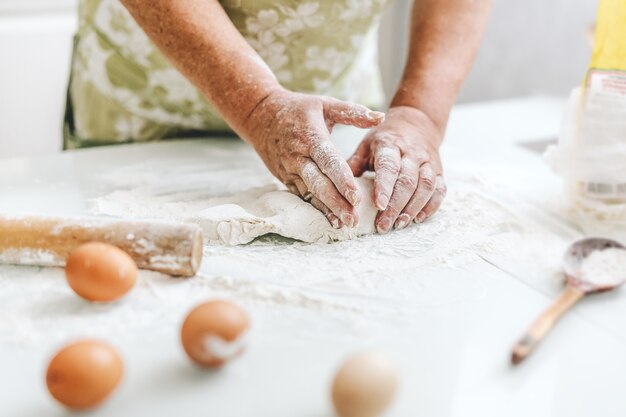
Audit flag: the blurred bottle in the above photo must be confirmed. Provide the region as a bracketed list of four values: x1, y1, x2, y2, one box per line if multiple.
[546, 0, 626, 240]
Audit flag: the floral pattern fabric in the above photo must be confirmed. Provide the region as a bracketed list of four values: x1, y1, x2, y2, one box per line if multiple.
[67, 0, 392, 148]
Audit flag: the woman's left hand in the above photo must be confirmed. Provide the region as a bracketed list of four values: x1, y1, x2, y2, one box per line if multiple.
[347, 106, 447, 233]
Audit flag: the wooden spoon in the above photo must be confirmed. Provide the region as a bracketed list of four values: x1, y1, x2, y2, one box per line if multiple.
[511, 237, 626, 365]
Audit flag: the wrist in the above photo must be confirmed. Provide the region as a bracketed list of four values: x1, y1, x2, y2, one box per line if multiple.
[237, 85, 290, 148]
[389, 97, 447, 131]
[386, 105, 445, 147]
[390, 77, 455, 135]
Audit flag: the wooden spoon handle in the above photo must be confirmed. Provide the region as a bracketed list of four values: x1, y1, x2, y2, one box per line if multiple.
[511, 286, 584, 365]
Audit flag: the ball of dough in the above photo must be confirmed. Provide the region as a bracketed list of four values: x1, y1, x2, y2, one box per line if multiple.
[331, 350, 399, 417]
[65, 242, 138, 302]
[46, 340, 123, 410]
[181, 300, 250, 368]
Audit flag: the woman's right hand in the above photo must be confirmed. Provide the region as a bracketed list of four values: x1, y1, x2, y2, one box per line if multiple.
[242, 88, 385, 228]
[120, 2, 382, 229]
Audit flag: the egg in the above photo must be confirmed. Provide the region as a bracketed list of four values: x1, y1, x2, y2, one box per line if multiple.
[46, 340, 123, 410]
[65, 242, 138, 302]
[181, 300, 250, 368]
[331, 351, 399, 417]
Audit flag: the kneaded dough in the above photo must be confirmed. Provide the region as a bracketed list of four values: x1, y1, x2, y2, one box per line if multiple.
[187, 177, 378, 245]
[89, 175, 379, 245]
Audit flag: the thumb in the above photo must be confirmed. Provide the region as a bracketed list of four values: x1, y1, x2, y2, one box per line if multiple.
[325, 98, 385, 129]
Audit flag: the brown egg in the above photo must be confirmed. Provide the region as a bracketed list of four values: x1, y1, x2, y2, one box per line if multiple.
[181, 300, 250, 368]
[65, 242, 138, 302]
[46, 340, 123, 410]
[331, 351, 399, 417]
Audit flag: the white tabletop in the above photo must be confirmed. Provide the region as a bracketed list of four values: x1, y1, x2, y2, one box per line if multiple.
[2, 97, 626, 417]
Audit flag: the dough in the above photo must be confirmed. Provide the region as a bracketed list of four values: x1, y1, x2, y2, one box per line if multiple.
[186, 177, 378, 245]
[89, 177, 379, 245]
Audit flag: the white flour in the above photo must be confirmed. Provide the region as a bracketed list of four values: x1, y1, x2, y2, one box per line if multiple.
[568, 194, 626, 243]
[0, 248, 61, 266]
[580, 247, 626, 287]
[0, 154, 577, 347]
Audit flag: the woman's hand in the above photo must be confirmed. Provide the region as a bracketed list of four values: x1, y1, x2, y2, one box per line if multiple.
[243, 88, 385, 228]
[347, 106, 447, 233]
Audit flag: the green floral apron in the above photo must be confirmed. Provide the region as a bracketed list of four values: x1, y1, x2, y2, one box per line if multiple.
[65, 0, 391, 148]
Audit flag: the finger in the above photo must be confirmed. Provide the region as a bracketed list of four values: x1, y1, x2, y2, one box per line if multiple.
[286, 184, 299, 196]
[286, 176, 308, 197]
[375, 158, 419, 233]
[346, 140, 370, 177]
[414, 175, 447, 223]
[394, 163, 437, 230]
[324, 98, 385, 129]
[310, 141, 361, 206]
[309, 196, 343, 229]
[373, 146, 401, 210]
[287, 176, 342, 228]
[299, 160, 358, 227]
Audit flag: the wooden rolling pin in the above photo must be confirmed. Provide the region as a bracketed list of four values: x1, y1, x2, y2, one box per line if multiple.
[0, 215, 204, 277]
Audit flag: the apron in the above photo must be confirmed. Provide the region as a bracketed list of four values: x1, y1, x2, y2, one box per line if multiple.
[65, 0, 392, 148]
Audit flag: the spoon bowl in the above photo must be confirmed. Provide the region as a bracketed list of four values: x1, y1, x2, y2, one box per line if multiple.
[562, 237, 626, 293]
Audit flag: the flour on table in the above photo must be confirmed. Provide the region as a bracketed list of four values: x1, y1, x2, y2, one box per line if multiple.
[89, 177, 378, 245]
[2, 157, 586, 347]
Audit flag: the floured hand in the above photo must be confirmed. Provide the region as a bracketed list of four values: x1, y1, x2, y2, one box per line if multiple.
[242, 88, 384, 229]
[348, 106, 447, 233]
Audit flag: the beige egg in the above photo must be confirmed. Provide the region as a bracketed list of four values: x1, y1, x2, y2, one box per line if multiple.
[65, 242, 138, 302]
[181, 300, 250, 368]
[331, 350, 399, 417]
[46, 340, 123, 410]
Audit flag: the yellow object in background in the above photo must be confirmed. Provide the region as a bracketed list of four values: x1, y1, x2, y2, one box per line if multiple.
[546, 0, 626, 241]
[585, 0, 626, 93]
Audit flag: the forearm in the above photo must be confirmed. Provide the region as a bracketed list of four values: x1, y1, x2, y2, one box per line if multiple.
[391, 0, 492, 135]
[120, 0, 281, 142]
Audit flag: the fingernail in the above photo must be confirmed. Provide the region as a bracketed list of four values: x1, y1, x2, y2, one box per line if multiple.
[415, 211, 426, 224]
[368, 110, 385, 122]
[340, 213, 355, 228]
[346, 190, 361, 206]
[328, 214, 341, 229]
[376, 193, 389, 210]
[394, 214, 411, 230]
[376, 218, 391, 234]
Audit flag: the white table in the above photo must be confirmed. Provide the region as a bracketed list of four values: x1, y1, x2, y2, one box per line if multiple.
[2, 97, 626, 417]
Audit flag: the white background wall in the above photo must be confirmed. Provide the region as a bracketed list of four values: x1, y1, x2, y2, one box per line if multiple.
[378, 0, 598, 102]
[460, 0, 597, 102]
[0, 0, 599, 158]
[0, 0, 77, 158]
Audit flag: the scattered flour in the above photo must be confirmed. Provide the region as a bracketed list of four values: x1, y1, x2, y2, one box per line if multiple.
[201, 331, 249, 361]
[568, 195, 626, 243]
[0, 157, 580, 347]
[580, 247, 626, 287]
[0, 248, 62, 266]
